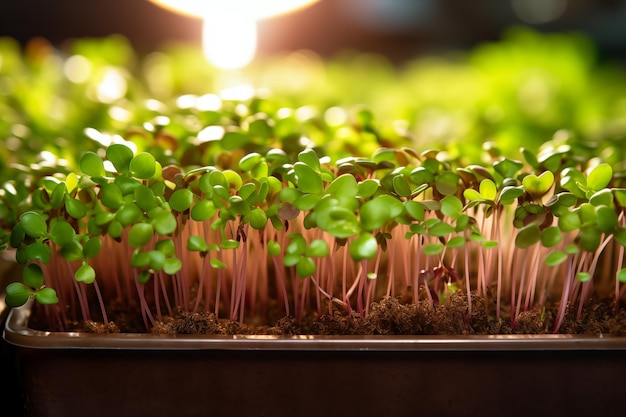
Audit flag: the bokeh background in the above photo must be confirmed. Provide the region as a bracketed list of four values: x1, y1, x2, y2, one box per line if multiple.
[1, 0, 625, 62]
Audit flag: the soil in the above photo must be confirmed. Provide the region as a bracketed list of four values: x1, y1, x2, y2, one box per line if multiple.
[41, 291, 626, 336]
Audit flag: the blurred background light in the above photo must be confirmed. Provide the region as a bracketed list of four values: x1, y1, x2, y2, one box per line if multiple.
[511, 0, 568, 24]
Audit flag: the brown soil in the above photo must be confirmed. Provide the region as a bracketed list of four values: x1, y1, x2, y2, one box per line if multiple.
[53, 292, 626, 336]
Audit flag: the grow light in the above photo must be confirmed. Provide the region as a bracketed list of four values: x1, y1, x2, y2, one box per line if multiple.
[148, 0, 320, 70]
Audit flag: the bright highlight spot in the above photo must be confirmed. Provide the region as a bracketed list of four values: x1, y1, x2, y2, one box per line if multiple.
[203, 13, 257, 70]
[96, 69, 127, 103]
[149, 0, 319, 70]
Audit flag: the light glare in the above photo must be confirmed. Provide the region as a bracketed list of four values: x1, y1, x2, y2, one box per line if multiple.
[203, 13, 257, 70]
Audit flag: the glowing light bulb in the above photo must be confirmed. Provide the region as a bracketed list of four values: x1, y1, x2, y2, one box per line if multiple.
[203, 12, 257, 70]
[149, 0, 319, 70]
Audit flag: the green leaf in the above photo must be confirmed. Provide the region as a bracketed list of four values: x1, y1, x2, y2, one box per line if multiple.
[349, 233, 378, 261]
[164, 258, 183, 275]
[545, 251, 568, 266]
[210, 258, 227, 269]
[75, 263, 96, 284]
[130, 152, 157, 179]
[249, 207, 268, 229]
[238, 152, 263, 171]
[268, 240, 281, 257]
[296, 256, 317, 277]
[5, 282, 33, 307]
[481, 240, 499, 249]
[541, 226, 562, 248]
[479, 179, 497, 201]
[220, 239, 240, 250]
[617, 268, 626, 283]
[423, 243, 444, 255]
[360, 195, 403, 231]
[558, 211, 580, 232]
[306, 239, 329, 257]
[515, 223, 541, 249]
[392, 175, 412, 197]
[576, 272, 591, 283]
[25, 242, 51, 264]
[440, 195, 463, 219]
[50, 221, 76, 246]
[463, 188, 482, 202]
[499, 186, 524, 205]
[65, 197, 87, 219]
[169, 189, 194, 212]
[587, 163, 612, 192]
[61, 241, 84, 262]
[34, 287, 58, 305]
[106, 144, 134, 173]
[50, 183, 67, 210]
[404, 200, 425, 221]
[115, 203, 144, 226]
[596, 205, 618, 233]
[494, 158, 523, 179]
[187, 235, 209, 252]
[316, 203, 361, 238]
[155, 239, 176, 257]
[409, 167, 434, 185]
[83, 237, 102, 258]
[23, 264, 44, 289]
[294, 162, 323, 194]
[434, 171, 459, 195]
[20, 211, 47, 238]
[80, 152, 106, 177]
[446, 236, 466, 248]
[522, 171, 554, 198]
[356, 179, 379, 198]
[100, 183, 124, 210]
[589, 189, 613, 207]
[191, 200, 217, 222]
[579, 226, 601, 252]
[298, 149, 321, 171]
[128, 223, 154, 247]
[428, 220, 455, 237]
[153, 211, 177, 235]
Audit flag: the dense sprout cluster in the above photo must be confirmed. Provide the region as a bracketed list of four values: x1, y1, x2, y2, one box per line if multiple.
[2, 28, 626, 333]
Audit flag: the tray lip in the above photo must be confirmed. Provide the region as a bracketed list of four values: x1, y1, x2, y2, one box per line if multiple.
[5, 304, 626, 352]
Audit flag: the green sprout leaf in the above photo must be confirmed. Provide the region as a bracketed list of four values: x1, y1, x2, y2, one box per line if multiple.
[106, 144, 134, 173]
[5, 282, 33, 307]
[360, 195, 404, 231]
[34, 287, 58, 305]
[617, 268, 626, 283]
[20, 211, 47, 238]
[268, 240, 281, 257]
[169, 189, 194, 212]
[188, 235, 210, 252]
[294, 162, 323, 194]
[129, 223, 154, 247]
[130, 152, 157, 179]
[522, 171, 554, 198]
[50, 221, 76, 247]
[80, 152, 106, 177]
[164, 258, 182, 275]
[349, 233, 378, 261]
[515, 223, 541, 249]
[75, 263, 96, 284]
[423, 243, 444, 255]
[306, 239, 329, 257]
[586, 163, 612, 192]
[576, 272, 591, 283]
[65, 197, 87, 219]
[23, 264, 44, 289]
[440, 195, 463, 219]
[296, 256, 317, 277]
[545, 251, 568, 266]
